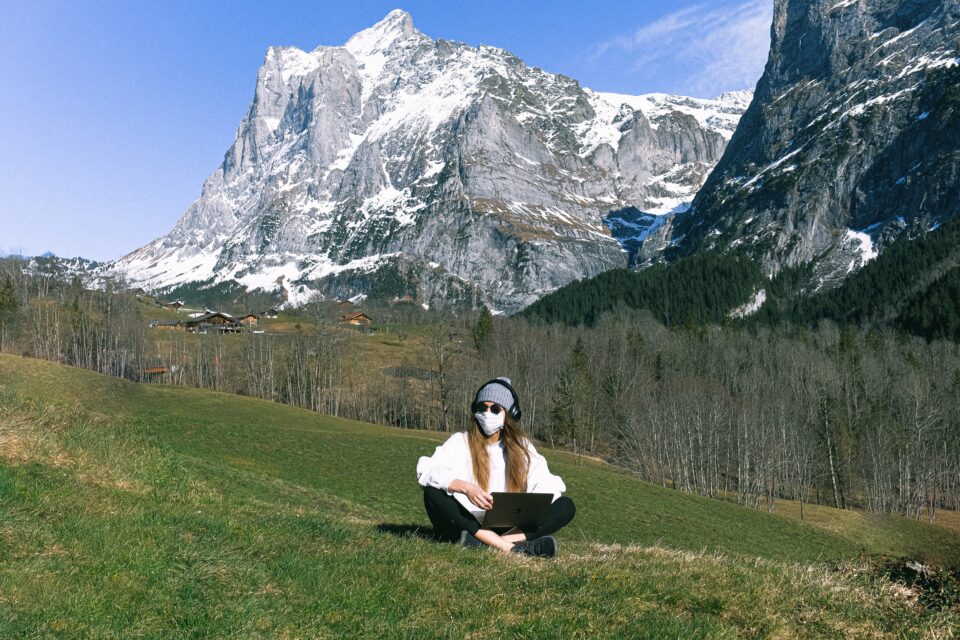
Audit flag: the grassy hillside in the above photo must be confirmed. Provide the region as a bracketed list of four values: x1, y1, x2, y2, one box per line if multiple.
[2, 355, 958, 638]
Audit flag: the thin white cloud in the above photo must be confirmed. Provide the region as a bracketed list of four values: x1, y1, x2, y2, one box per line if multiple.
[589, 0, 773, 97]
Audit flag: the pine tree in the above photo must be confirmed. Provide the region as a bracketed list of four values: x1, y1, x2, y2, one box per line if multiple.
[547, 337, 598, 452]
[472, 306, 493, 352]
[549, 367, 576, 448]
[0, 275, 15, 317]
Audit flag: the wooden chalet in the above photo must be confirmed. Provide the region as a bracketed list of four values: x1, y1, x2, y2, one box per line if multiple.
[339, 312, 372, 326]
[239, 313, 259, 326]
[263, 307, 280, 319]
[162, 300, 185, 312]
[181, 311, 242, 333]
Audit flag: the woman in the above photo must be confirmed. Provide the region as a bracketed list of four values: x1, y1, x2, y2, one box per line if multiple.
[416, 377, 576, 557]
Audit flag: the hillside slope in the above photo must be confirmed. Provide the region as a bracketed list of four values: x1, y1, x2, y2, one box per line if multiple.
[1, 355, 958, 637]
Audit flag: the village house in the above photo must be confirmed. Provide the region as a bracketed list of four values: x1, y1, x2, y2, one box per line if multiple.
[181, 311, 243, 333]
[263, 307, 280, 319]
[338, 312, 373, 326]
[238, 313, 258, 326]
[162, 300, 185, 312]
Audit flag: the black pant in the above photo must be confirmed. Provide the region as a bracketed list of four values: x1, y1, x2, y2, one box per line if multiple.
[422, 486, 576, 543]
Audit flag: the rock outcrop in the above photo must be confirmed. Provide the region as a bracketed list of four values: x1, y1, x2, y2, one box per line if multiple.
[666, 0, 960, 288]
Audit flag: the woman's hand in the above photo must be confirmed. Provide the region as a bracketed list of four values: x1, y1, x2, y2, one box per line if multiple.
[450, 480, 494, 510]
[463, 484, 494, 510]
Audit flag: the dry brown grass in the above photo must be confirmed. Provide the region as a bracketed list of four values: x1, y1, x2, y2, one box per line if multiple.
[0, 400, 144, 493]
[0, 408, 62, 466]
[933, 509, 960, 534]
[0, 430, 31, 464]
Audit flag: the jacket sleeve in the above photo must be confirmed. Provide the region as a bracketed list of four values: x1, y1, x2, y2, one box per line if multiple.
[525, 441, 566, 500]
[416, 433, 468, 494]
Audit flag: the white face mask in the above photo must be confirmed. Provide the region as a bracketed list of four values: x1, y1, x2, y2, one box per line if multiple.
[474, 410, 505, 436]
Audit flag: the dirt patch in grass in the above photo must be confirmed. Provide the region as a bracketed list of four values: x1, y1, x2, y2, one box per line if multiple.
[874, 559, 960, 611]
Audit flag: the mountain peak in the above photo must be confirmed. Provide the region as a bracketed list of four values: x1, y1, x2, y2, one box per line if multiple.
[345, 9, 419, 57]
[108, 9, 749, 311]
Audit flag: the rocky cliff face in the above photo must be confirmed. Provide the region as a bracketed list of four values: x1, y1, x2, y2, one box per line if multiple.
[665, 0, 960, 287]
[106, 10, 746, 311]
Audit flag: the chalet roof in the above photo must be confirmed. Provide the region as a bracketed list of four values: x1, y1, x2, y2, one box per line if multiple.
[339, 312, 372, 321]
[143, 367, 169, 374]
[182, 311, 236, 325]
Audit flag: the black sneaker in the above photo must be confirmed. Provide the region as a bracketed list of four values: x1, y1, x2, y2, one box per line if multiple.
[458, 530, 484, 548]
[512, 536, 557, 558]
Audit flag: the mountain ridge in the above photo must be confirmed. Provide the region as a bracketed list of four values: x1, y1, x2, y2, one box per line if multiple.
[103, 10, 749, 311]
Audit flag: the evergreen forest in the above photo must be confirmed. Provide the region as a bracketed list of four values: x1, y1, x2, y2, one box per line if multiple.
[523, 218, 960, 344]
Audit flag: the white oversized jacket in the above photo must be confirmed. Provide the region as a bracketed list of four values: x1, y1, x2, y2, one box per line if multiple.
[416, 431, 566, 521]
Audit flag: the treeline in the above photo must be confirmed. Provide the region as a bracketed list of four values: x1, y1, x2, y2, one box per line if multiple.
[755, 217, 960, 332]
[897, 266, 960, 341]
[0, 264, 147, 378]
[155, 278, 279, 315]
[520, 252, 764, 327]
[1, 258, 957, 522]
[0, 258, 437, 427]
[521, 219, 960, 344]
[474, 311, 960, 521]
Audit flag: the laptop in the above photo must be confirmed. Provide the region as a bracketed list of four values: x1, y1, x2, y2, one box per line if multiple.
[483, 492, 553, 529]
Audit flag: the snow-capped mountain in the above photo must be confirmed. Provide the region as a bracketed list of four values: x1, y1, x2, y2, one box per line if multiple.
[107, 10, 749, 311]
[662, 0, 960, 288]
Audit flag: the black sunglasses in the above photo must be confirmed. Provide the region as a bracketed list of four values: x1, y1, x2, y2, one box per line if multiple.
[475, 402, 503, 414]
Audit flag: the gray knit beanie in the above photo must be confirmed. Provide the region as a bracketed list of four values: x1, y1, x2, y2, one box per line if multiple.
[475, 377, 516, 412]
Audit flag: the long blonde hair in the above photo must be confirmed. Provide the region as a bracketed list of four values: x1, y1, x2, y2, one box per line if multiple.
[467, 414, 530, 492]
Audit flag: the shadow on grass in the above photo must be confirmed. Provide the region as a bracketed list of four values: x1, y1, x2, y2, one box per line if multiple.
[376, 523, 443, 542]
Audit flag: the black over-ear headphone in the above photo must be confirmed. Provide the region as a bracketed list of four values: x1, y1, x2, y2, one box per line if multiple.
[472, 379, 522, 421]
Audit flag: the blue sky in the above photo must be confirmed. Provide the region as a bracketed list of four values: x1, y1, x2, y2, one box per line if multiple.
[0, 0, 772, 261]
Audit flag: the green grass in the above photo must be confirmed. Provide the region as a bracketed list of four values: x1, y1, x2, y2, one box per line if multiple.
[1, 354, 958, 638]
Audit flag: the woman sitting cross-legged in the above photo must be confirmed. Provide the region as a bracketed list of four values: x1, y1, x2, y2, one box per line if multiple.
[416, 377, 576, 558]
